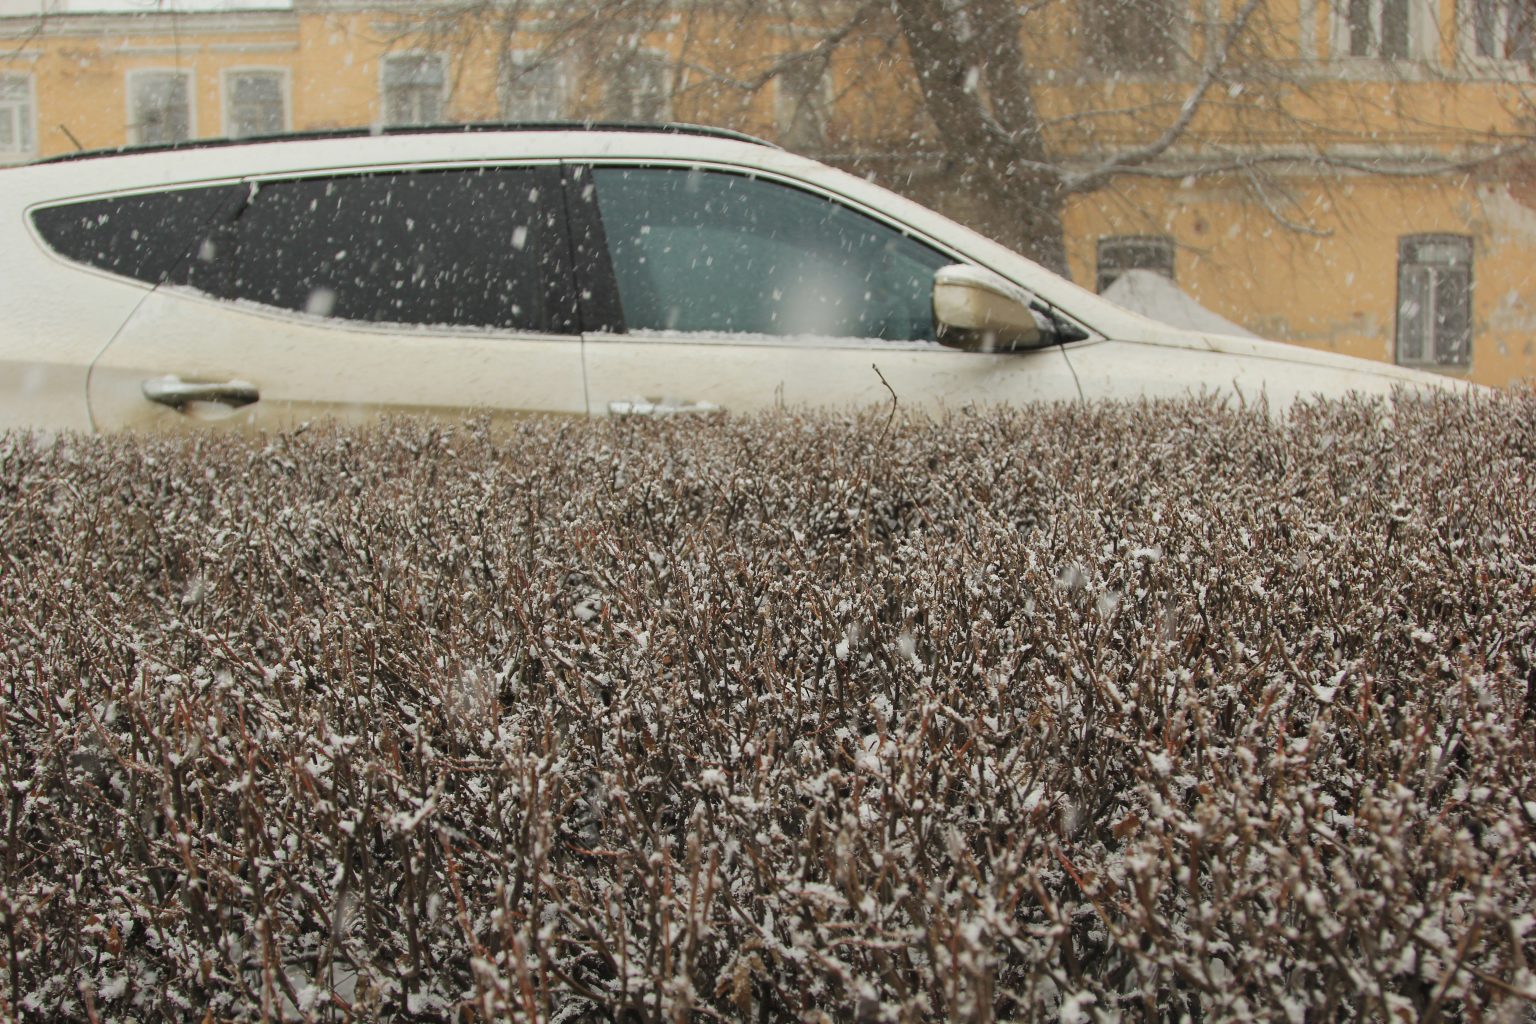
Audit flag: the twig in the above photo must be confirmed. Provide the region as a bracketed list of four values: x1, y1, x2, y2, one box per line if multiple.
[872, 363, 898, 442]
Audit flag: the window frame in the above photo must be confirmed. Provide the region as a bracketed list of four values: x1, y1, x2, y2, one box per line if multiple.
[1395, 233, 1473, 370]
[1096, 235, 1176, 294]
[605, 51, 673, 123]
[1458, 0, 1534, 68]
[222, 67, 290, 139]
[1330, 0, 1435, 62]
[380, 51, 448, 128]
[126, 68, 195, 146]
[774, 58, 834, 151]
[500, 50, 568, 121]
[0, 71, 37, 162]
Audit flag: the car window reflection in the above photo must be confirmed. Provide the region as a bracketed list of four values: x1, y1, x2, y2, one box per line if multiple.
[592, 167, 951, 341]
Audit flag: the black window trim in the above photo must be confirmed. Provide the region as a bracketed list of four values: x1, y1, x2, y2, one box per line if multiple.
[560, 163, 625, 335]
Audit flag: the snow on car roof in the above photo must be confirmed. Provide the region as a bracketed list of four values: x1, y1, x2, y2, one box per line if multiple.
[28, 122, 779, 167]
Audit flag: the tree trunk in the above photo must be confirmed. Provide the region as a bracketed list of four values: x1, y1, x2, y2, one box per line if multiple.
[992, 174, 1070, 275]
[888, 0, 1072, 277]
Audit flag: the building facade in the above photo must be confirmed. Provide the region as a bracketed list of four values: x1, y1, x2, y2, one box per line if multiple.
[3, 0, 1532, 388]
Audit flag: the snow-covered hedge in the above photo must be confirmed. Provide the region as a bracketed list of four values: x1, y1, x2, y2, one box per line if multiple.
[2, 393, 1533, 1022]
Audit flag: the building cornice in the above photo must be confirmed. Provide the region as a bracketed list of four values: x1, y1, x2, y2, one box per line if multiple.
[0, 8, 296, 37]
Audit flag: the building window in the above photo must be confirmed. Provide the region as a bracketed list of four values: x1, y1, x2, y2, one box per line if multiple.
[129, 70, 192, 145]
[607, 53, 670, 122]
[1343, 0, 1415, 57]
[1083, 0, 1179, 72]
[382, 53, 446, 127]
[775, 59, 832, 152]
[1097, 235, 1175, 293]
[0, 74, 35, 158]
[1468, 0, 1533, 61]
[225, 70, 286, 138]
[500, 52, 566, 121]
[1397, 235, 1472, 368]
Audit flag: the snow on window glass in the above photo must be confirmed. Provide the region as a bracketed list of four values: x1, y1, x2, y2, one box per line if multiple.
[31, 186, 242, 285]
[229, 167, 572, 332]
[593, 167, 951, 341]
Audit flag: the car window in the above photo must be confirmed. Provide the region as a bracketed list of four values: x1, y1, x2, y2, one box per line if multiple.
[591, 167, 951, 341]
[31, 186, 242, 285]
[230, 167, 573, 332]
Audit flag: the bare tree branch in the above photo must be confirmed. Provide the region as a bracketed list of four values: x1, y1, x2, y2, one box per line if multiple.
[1064, 0, 1268, 193]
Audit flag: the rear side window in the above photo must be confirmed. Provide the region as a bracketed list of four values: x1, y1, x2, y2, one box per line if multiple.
[31, 186, 241, 285]
[231, 167, 573, 332]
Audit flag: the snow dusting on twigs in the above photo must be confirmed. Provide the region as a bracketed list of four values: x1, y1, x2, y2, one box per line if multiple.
[1, 392, 1533, 1021]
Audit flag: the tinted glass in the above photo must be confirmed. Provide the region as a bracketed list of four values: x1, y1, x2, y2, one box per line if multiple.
[31, 186, 240, 285]
[232, 168, 570, 331]
[592, 167, 950, 341]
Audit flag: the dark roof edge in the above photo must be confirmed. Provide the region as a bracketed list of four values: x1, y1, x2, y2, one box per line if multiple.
[30, 121, 780, 166]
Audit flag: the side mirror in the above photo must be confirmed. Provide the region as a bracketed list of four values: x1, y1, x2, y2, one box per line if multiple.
[932, 264, 1052, 352]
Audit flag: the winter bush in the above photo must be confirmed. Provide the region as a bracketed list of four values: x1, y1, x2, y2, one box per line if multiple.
[1, 393, 1533, 1022]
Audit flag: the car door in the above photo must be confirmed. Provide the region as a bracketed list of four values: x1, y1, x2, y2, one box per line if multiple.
[573, 164, 1081, 417]
[75, 164, 585, 431]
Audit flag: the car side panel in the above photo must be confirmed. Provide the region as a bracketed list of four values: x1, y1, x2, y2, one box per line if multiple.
[581, 336, 1081, 417]
[89, 290, 587, 432]
[1, 215, 144, 432]
[1059, 337, 1445, 407]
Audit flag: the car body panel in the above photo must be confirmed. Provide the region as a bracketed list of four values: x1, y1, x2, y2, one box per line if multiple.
[0, 127, 1469, 434]
[1, 206, 145, 432]
[581, 334, 1082, 417]
[1059, 331, 1465, 408]
[88, 287, 586, 431]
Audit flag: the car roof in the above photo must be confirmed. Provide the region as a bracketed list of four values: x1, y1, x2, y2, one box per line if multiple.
[30, 121, 780, 167]
[1, 123, 797, 206]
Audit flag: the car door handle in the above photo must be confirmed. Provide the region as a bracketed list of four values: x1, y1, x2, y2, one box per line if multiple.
[142, 375, 261, 410]
[608, 398, 722, 417]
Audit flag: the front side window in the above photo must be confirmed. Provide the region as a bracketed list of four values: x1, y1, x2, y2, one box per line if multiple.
[592, 167, 952, 341]
[1397, 235, 1472, 368]
[229, 168, 573, 332]
[130, 71, 192, 145]
[226, 70, 286, 138]
[382, 54, 445, 127]
[0, 74, 35, 158]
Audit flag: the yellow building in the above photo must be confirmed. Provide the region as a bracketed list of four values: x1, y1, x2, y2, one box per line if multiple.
[2, 0, 1531, 387]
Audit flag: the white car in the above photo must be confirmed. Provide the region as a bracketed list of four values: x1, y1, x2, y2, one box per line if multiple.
[0, 124, 1456, 432]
